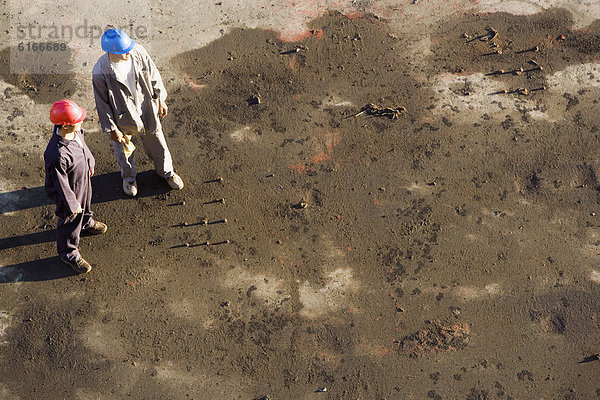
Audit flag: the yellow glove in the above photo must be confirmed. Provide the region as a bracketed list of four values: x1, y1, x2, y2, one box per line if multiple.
[122, 135, 136, 159]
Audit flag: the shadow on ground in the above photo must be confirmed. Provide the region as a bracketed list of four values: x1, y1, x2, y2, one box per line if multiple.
[0, 229, 55, 251]
[0, 170, 173, 214]
[0, 256, 76, 283]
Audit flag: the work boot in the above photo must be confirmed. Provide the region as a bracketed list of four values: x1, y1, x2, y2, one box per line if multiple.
[123, 179, 138, 196]
[60, 256, 92, 274]
[83, 221, 107, 235]
[166, 173, 184, 190]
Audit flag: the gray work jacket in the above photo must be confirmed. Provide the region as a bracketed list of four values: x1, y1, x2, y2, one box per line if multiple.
[92, 44, 167, 135]
[44, 127, 95, 218]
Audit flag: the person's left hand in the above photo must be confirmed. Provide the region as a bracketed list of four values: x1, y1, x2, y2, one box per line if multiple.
[158, 102, 168, 118]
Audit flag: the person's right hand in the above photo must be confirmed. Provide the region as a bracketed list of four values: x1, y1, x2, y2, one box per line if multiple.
[109, 129, 123, 143]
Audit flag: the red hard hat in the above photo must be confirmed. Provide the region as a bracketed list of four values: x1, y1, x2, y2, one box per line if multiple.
[49, 99, 86, 125]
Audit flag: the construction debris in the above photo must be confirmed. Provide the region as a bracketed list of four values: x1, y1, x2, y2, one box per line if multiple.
[349, 103, 406, 120]
[466, 27, 498, 43]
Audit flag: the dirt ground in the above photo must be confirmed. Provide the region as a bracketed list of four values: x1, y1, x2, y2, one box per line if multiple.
[2, 3, 600, 400]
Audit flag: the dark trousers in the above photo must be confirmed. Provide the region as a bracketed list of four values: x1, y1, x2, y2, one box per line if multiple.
[56, 181, 94, 262]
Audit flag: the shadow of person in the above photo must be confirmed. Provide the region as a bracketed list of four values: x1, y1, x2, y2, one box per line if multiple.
[0, 257, 76, 283]
[0, 229, 55, 251]
[0, 170, 174, 214]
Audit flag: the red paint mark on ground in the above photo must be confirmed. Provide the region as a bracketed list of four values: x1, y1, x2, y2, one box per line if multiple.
[290, 162, 308, 174]
[357, 342, 390, 357]
[291, 130, 341, 174]
[310, 28, 323, 39]
[278, 29, 313, 42]
[275, 0, 378, 42]
[311, 151, 331, 164]
[346, 11, 363, 19]
[278, 27, 325, 42]
[346, 246, 352, 252]
[180, 70, 204, 91]
[378, 347, 390, 356]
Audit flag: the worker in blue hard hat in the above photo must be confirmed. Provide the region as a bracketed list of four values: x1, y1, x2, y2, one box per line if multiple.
[92, 28, 183, 196]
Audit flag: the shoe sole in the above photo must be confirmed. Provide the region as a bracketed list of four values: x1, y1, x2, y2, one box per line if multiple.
[82, 227, 107, 236]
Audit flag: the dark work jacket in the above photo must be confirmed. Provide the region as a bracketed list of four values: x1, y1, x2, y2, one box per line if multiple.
[44, 127, 95, 218]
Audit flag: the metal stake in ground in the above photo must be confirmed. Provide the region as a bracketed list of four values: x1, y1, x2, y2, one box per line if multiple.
[203, 177, 223, 183]
[204, 198, 225, 204]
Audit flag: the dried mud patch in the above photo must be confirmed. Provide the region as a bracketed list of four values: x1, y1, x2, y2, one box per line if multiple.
[398, 319, 471, 358]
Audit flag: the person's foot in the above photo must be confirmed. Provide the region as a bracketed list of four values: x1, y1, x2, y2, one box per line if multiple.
[123, 179, 138, 196]
[83, 221, 107, 235]
[60, 256, 92, 274]
[166, 173, 184, 190]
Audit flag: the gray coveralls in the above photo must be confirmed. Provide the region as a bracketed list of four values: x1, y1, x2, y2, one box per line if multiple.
[92, 44, 174, 184]
[44, 127, 96, 262]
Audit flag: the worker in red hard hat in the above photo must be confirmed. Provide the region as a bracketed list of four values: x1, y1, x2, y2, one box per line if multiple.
[92, 28, 183, 197]
[44, 99, 107, 273]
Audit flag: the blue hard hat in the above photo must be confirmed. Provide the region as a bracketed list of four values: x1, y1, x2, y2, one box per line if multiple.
[101, 28, 135, 54]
